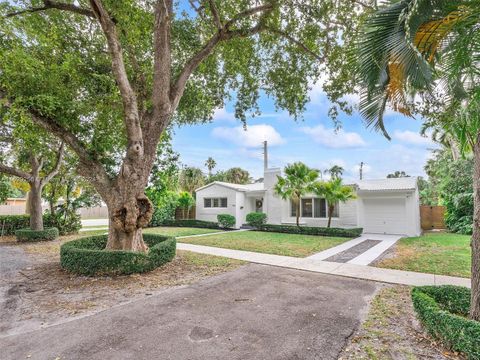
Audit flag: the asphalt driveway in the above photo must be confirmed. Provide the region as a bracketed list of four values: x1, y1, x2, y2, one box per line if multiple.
[0, 264, 379, 360]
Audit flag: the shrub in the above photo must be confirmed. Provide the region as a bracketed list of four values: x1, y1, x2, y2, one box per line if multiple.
[0, 215, 30, 235]
[246, 212, 267, 228]
[44, 210, 81, 235]
[15, 227, 59, 242]
[60, 233, 176, 276]
[161, 219, 219, 229]
[148, 191, 179, 227]
[217, 214, 235, 229]
[412, 286, 480, 359]
[257, 224, 362, 238]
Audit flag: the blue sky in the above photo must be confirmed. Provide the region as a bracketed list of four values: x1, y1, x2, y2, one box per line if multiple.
[172, 81, 436, 182]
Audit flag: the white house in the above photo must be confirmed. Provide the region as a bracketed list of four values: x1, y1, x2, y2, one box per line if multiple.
[195, 167, 421, 237]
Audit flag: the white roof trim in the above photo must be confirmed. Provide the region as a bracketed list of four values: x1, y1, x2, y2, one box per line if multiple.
[195, 181, 265, 193]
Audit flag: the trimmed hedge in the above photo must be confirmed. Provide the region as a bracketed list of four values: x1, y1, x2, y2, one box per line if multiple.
[15, 227, 59, 242]
[60, 233, 176, 276]
[246, 212, 267, 228]
[160, 219, 220, 229]
[257, 224, 363, 238]
[412, 286, 480, 359]
[0, 214, 80, 236]
[217, 214, 235, 229]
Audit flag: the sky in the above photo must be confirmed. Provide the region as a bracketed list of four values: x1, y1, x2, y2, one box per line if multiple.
[172, 81, 437, 182]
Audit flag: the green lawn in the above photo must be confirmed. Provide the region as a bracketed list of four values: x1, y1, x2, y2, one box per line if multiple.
[143, 226, 222, 237]
[375, 232, 471, 278]
[178, 230, 352, 257]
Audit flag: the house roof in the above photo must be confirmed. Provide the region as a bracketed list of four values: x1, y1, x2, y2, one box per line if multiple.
[195, 181, 265, 193]
[356, 177, 417, 191]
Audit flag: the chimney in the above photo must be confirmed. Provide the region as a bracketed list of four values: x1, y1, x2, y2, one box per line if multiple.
[263, 140, 268, 170]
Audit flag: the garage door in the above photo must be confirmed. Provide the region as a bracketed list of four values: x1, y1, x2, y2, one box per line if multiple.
[363, 198, 407, 235]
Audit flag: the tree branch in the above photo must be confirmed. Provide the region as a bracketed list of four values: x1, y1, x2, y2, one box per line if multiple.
[88, 0, 141, 143]
[0, 164, 32, 182]
[264, 27, 324, 62]
[6, 0, 95, 18]
[170, 4, 274, 109]
[42, 142, 65, 185]
[208, 0, 222, 29]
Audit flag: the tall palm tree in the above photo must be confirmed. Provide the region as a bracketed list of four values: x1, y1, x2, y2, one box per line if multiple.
[274, 162, 320, 226]
[313, 179, 356, 228]
[225, 167, 251, 184]
[356, 0, 480, 320]
[205, 157, 216, 176]
[325, 165, 344, 180]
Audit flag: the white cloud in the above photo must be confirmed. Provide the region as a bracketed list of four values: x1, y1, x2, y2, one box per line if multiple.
[299, 124, 367, 148]
[393, 130, 433, 146]
[212, 124, 285, 148]
[212, 107, 235, 123]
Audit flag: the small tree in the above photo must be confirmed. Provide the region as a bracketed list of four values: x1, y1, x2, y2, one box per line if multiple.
[324, 165, 344, 180]
[179, 167, 205, 194]
[177, 191, 195, 220]
[274, 162, 319, 226]
[313, 179, 356, 228]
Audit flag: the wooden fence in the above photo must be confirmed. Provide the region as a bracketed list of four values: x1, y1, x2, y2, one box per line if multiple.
[175, 206, 196, 220]
[420, 205, 446, 230]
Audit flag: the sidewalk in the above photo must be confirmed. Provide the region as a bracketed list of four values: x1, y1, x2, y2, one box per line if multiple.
[176, 242, 470, 288]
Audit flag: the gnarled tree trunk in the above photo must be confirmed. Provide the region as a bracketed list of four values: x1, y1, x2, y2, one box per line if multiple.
[471, 131, 480, 321]
[28, 181, 44, 231]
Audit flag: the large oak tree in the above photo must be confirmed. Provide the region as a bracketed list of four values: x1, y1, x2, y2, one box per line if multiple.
[0, 0, 362, 251]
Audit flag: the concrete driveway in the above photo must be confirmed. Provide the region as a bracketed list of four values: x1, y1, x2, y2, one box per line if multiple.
[0, 264, 378, 360]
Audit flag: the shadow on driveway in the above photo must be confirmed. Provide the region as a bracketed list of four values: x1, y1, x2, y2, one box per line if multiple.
[1, 264, 379, 360]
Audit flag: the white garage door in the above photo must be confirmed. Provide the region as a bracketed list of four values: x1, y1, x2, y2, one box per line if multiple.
[363, 198, 407, 235]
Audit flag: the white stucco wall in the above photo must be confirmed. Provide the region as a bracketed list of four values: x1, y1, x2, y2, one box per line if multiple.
[195, 184, 238, 224]
[263, 168, 283, 224]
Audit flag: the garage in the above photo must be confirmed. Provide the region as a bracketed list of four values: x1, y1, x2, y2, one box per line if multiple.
[363, 197, 407, 235]
[357, 178, 421, 237]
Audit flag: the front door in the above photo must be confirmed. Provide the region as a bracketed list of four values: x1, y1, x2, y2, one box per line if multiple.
[255, 198, 263, 212]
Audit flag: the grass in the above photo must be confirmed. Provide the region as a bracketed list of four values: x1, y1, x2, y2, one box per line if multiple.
[144, 226, 222, 237]
[178, 230, 352, 257]
[375, 232, 471, 278]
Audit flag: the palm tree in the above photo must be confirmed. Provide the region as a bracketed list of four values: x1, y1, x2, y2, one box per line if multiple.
[313, 179, 356, 228]
[205, 157, 216, 176]
[225, 167, 251, 184]
[177, 191, 195, 219]
[387, 171, 409, 178]
[356, 0, 480, 319]
[274, 162, 319, 226]
[325, 165, 344, 180]
[179, 166, 205, 194]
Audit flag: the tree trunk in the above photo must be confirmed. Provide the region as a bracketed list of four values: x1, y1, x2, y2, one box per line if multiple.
[296, 201, 300, 227]
[28, 181, 44, 231]
[327, 204, 333, 228]
[471, 131, 480, 320]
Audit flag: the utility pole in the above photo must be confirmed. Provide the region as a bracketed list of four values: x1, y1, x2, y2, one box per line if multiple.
[263, 141, 268, 170]
[359, 162, 364, 180]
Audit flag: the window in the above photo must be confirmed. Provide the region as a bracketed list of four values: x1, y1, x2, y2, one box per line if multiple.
[314, 198, 327, 218]
[301, 198, 313, 217]
[204, 197, 227, 208]
[290, 197, 339, 218]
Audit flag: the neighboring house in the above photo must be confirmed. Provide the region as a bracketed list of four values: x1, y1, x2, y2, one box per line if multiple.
[195, 167, 421, 236]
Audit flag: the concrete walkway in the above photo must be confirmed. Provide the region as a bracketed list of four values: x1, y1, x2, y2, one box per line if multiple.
[176, 242, 470, 288]
[307, 233, 402, 265]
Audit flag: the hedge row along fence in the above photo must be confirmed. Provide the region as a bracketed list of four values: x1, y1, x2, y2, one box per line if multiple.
[0, 214, 80, 236]
[257, 224, 363, 238]
[160, 219, 220, 229]
[60, 233, 176, 276]
[15, 227, 59, 242]
[412, 286, 479, 359]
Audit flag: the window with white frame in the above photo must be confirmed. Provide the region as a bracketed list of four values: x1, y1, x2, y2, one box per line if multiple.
[204, 197, 228, 208]
[291, 198, 339, 218]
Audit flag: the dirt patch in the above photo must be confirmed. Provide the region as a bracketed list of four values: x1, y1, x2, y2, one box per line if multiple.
[339, 286, 465, 360]
[0, 237, 244, 337]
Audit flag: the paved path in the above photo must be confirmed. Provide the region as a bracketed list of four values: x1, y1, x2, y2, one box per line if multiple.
[0, 264, 378, 360]
[307, 233, 402, 265]
[177, 243, 470, 288]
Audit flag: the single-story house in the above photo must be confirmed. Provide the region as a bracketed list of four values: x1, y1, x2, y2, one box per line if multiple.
[195, 167, 421, 237]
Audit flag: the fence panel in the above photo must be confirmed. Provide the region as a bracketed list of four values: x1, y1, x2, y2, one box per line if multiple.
[175, 206, 196, 220]
[420, 205, 446, 230]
